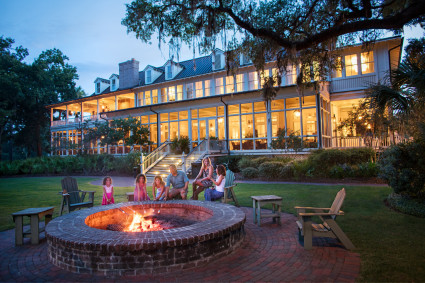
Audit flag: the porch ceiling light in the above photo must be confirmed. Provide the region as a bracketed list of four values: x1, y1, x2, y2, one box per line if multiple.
[294, 110, 301, 117]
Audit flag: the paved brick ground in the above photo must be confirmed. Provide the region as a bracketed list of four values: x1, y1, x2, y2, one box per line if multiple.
[0, 207, 360, 282]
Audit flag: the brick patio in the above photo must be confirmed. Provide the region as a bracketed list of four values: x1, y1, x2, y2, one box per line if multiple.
[0, 207, 360, 282]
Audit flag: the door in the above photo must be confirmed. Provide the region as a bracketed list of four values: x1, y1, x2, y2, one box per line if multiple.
[199, 118, 217, 139]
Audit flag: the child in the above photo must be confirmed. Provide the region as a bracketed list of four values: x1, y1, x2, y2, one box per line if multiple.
[102, 176, 115, 205]
[152, 175, 166, 201]
[205, 165, 226, 201]
[134, 173, 150, 201]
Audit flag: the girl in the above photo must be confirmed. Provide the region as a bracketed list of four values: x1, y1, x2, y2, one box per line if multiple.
[134, 173, 150, 201]
[152, 175, 166, 201]
[205, 165, 226, 201]
[191, 157, 213, 200]
[101, 176, 115, 205]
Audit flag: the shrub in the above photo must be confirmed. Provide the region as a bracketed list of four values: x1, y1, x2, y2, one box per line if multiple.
[346, 147, 376, 164]
[216, 155, 243, 172]
[353, 162, 379, 178]
[238, 157, 255, 169]
[241, 167, 259, 179]
[379, 142, 425, 199]
[387, 193, 425, 217]
[280, 165, 294, 178]
[292, 159, 313, 179]
[329, 164, 353, 179]
[258, 161, 286, 179]
[171, 136, 190, 154]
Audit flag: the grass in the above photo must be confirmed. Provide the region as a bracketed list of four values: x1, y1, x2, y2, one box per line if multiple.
[1, 177, 424, 281]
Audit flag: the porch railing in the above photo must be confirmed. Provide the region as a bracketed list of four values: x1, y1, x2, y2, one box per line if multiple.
[330, 136, 409, 149]
[141, 141, 170, 174]
[181, 139, 228, 173]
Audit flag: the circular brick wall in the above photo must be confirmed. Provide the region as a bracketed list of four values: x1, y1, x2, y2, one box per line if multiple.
[46, 200, 246, 275]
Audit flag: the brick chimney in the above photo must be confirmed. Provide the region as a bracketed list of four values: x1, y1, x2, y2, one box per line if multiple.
[119, 58, 139, 89]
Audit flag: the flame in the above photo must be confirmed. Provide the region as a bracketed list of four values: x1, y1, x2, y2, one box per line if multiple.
[124, 213, 163, 232]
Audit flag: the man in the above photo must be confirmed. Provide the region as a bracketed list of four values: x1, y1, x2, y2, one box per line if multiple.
[165, 164, 189, 200]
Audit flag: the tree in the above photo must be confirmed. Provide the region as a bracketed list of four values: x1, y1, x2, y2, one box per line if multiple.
[82, 117, 151, 153]
[365, 38, 425, 140]
[122, 0, 425, 88]
[0, 36, 83, 160]
[0, 36, 28, 161]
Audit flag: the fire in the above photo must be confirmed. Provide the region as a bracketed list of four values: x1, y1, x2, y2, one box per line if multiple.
[124, 213, 163, 232]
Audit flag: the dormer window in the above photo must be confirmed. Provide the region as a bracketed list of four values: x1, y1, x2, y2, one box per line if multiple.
[146, 70, 152, 83]
[111, 79, 116, 89]
[96, 82, 100, 94]
[166, 65, 172, 79]
[240, 54, 252, 65]
[215, 53, 223, 70]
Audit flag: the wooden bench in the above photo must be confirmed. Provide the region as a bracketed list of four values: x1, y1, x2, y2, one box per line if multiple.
[11, 206, 55, 245]
[251, 195, 282, 226]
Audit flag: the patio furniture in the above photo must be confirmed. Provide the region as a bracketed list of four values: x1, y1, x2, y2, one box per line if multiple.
[60, 177, 95, 215]
[295, 188, 355, 250]
[11, 206, 55, 245]
[251, 195, 282, 226]
[126, 192, 134, 201]
[222, 170, 239, 206]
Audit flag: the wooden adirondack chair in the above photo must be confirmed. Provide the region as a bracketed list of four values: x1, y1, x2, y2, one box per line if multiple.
[60, 177, 95, 215]
[221, 170, 239, 207]
[294, 188, 355, 250]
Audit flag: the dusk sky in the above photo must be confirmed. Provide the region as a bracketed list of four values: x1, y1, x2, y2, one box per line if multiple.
[1, 0, 423, 95]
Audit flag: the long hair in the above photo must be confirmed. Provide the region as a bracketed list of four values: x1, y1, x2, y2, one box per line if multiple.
[200, 157, 212, 171]
[217, 165, 226, 177]
[154, 175, 165, 187]
[103, 176, 112, 185]
[135, 174, 146, 185]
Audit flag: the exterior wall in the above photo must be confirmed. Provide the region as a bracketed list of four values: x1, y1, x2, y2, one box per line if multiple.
[48, 38, 402, 155]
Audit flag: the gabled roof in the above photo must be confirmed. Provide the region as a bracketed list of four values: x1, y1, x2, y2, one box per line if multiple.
[109, 74, 119, 79]
[143, 65, 163, 73]
[94, 77, 110, 84]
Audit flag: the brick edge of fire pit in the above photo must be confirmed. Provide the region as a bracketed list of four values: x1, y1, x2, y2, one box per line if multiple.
[46, 200, 246, 275]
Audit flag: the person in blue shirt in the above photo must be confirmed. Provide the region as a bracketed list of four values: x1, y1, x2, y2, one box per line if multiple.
[165, 164, 189, 200]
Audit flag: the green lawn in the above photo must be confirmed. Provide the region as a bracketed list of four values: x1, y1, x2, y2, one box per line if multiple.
[0, 177, 424, 282]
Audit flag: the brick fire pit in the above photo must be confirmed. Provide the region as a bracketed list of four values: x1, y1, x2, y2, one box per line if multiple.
[46, 200, 246, 275]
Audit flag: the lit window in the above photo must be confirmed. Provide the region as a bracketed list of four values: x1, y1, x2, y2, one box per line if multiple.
[345, 54, 358, 76]
[151, 89, 158, 104]
[161, 88, 167, 103]
[260, 69, 270, 87]
[177, 85, 183, 100]
[286, 65, 297, 85]
[361, 52, 374, 74]
[168, 86, 176, 102]
[248, 72, 258, 90]
[226, 76, 234, 93]
[215, 78, 224, 95]
[236, 74, 244, 92]
[145, 91, 151, 105]
[333, 57, 342, 78]
[195, 81, 203, 98]
[204, 80, 211, 96]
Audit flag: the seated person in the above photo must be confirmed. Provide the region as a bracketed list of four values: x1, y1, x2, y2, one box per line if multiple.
[191, 157, 213, 200]
[204, 165, 226, 201]
[165, 164, 189, 200]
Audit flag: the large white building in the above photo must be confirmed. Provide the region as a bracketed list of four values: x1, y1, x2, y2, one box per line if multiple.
[47, 37, 402, 159]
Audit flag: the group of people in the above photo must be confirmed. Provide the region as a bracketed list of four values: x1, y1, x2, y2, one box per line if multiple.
[101, 157, 226, 205]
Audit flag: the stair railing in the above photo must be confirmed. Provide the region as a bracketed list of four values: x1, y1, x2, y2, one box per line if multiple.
[182, 139, 208, 173]
[141, 141, 171, 174]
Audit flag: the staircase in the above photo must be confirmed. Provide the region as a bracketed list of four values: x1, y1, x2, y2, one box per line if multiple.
[144, 154, 183, 184]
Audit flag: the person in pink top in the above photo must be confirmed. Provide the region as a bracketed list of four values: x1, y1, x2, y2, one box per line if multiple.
[134, 174, 150, 201]
[101, 176, 115, 205]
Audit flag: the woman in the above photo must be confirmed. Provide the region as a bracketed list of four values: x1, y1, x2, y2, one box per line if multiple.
[191, 157, 213, 200]
[204, 164, 226, 201]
